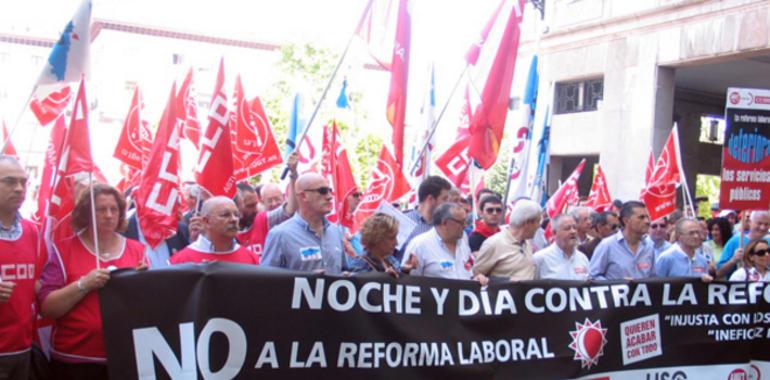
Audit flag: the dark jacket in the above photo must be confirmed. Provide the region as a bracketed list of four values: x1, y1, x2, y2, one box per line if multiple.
[123, 215, 190, 255]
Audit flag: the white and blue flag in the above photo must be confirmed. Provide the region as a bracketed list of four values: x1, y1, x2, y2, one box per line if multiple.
[36, 0, 92, 92]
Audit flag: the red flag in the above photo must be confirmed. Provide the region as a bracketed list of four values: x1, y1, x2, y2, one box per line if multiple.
[29, 85, 72, 126]
[386, 0, 411, 167]
[585, 164, 612, 212]
[35, 116, 67, 222]
[113, 86, 152, 169]
[644, 149, 654, 185]
[62, 78, 94, 176]
[642, 127, 682, 221]
[134, 84, 182, 249]
[177, 67, 201, 148]
[321, 123, 358, 228]
[194, 59, 236, 198]
[356, 0, 396, 69]
[467, 0, 525, 169]
[544, 159, 586, 240]
[435, 135, 472, 191]
[353, 145, 411, 231]
[229, 75, 283, 180]
[465, 0, 505, 66]
[1, 121, 17, 157]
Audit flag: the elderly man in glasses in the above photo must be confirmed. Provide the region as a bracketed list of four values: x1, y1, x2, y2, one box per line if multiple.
[645, 217, 672, 260]
[579, 211, 619, 259]
[655, 218, 713, 281]
[261, 173, 347, 274]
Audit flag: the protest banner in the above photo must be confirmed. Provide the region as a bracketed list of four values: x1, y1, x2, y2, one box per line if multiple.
[720, 87, 770, 210]
[101, 264, 770, 379]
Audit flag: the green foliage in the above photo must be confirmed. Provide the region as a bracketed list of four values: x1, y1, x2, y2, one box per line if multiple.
[695, 174, 720, 219]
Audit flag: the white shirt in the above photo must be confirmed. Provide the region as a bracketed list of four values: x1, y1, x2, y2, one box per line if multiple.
[533, 243, 590, 280]
[401, 228, 474, 280]
[729, 267, 770, 282]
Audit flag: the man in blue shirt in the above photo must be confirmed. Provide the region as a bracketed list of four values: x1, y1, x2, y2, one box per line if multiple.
[656, 218, 713, 281]
[645, 217, 672, 260]
[261, 173, 347, 274]
[589, 201, 655, 280]
[717, 211, 770, 279]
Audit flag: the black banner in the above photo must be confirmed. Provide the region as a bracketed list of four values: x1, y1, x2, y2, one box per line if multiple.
[101, 263, 770, 379]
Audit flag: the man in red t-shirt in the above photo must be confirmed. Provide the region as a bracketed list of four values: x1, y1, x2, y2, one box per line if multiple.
[171, 197, 260, 265]
[0, 156, 42, 380]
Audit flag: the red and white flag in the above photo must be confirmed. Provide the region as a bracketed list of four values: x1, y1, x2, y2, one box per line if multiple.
[544, 159, 586, 240]
[194, 59, 236, 198]
[134, 84, 182, 249]
[29, 86, 72, 126]
[229, 75, 283, 180]
[585, 164, 612, 212]
[644, 149, 654, 185]
[353, 145, 411, 232]
[113, 86, 152, 170]
[642, 127, 682, 221]
[386, 0, 411, 167]
[435, 85, 475, 193]
[35, 116, 67, 223]
[176, 67, 201, 148]
[321, 123, 358, 228]
[356, 0, 397, 69]
[467, 0, 525, 170]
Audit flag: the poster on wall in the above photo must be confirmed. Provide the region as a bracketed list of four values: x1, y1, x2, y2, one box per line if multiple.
[720, 87, 770, 210]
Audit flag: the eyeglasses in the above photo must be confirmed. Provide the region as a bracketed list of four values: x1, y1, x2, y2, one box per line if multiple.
[608, 224, 620, 230]
[303, 187, 334, 195]
[447, 218, 466, 226]
[351, 192, 362, 198]
[484, 207, 503, 214]
[650, 223, 666, 229]
[0, 177, 27, 187]
[751, 249, 769, 257]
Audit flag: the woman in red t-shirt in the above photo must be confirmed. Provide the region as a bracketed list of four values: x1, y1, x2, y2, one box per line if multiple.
[39, 184, 147, 379]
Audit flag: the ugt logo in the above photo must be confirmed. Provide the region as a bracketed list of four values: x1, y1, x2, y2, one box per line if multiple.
[569, 318, 608, 369]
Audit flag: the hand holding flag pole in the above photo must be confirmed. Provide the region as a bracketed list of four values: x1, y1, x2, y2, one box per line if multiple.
[281, 0, 374, 179]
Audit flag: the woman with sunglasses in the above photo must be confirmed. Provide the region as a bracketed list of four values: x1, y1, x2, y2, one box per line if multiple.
[729, 239, 770, 282]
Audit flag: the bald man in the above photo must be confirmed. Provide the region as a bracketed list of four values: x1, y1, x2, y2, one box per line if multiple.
[261, 172, 347, 274]
[169, 197, 259, 265]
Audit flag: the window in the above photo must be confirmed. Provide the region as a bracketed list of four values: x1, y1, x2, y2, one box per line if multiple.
[554, 78, 603, 114]
[699, 115, 724, 145]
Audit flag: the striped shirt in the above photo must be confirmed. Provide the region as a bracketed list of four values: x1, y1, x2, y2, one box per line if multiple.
[0, 213, 22, 241]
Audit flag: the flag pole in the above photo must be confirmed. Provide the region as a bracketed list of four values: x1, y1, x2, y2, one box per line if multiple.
[2, 87, 38, 161]
[281, 0, 374, 179]
[409, 65, 470, 176]
[88, 172, 101, 270]
[671, 123, 696, 216]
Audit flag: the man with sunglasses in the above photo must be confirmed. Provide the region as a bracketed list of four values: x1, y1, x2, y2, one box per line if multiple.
[0, 156, 43, 380]
[717, 210, 770, 279]
[261, 173, 347, 274]
[578, 211, 619, 259]
[469, 194, 503, 253]
[655, 218, 713, 281]
[645, 217, 672, 260]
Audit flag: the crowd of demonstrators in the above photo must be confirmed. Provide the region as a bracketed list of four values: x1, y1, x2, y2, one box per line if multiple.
[8, 142, 770, 380]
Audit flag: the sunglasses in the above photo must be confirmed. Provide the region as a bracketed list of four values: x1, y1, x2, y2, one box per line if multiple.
[351, 192, 362, 198]
[650, 223, 666, 229]
[484, 207, 503, 214]
[304, 187, 334, 195]
[751, 249, 769, 257]
[608, 224, 620, 230]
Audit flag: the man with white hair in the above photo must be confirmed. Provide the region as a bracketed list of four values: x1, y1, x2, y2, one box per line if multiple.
[261, 172, 347, 274]
[569, 206, 595, 245]
[656, 218, 712, 281]
[472, 199, 542, 281]
[533, 214, 590, 280]
[717, 210, 770, 278]
[169, 197, 259, 265]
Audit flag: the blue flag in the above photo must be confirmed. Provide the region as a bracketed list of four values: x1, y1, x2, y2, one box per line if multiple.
[336, 79, 350, 109]
[285, 93, 305, 157]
